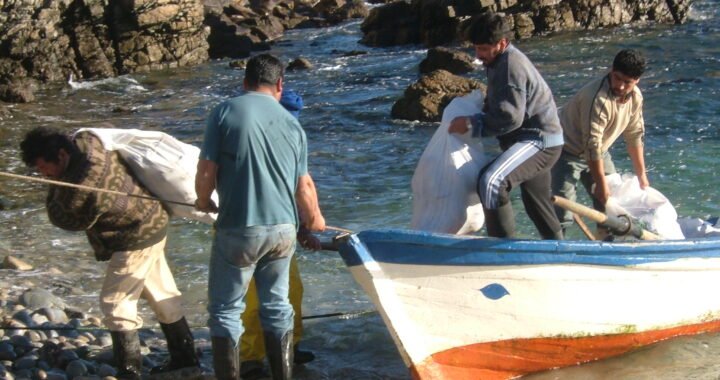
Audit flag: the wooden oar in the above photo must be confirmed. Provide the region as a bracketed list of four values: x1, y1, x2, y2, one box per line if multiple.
[553, 195, 660, 241]
[572, 213, 597, 241]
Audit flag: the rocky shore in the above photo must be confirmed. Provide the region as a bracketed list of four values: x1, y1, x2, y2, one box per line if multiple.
[0, 257, 211, 380]
[0, 0, 694, 104]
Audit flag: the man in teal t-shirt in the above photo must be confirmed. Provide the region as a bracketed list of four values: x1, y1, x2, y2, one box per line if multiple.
[195, 53, 325, 380]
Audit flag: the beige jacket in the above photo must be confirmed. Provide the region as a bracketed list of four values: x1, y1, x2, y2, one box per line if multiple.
[559, 74, 644, 161]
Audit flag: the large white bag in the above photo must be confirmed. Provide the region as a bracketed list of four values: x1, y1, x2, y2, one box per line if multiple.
[411, 90, 488, 235]
[76, 128, 218, 224]
[604, 173, 684, 239]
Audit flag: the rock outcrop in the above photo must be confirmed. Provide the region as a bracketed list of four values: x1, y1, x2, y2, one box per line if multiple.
[0, 0, 209, 102]
[361, 0, 692, 47]
[204, 0, 369, 59]
[419, 47, 477, 75]
[391, 69, 485, 122]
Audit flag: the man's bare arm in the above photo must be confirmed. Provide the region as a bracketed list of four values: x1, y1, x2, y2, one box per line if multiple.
[195, 159, 219, 212]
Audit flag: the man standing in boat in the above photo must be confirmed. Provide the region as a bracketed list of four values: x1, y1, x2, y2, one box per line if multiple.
[551, 49, 648, 237]
[195, 53, 325, 380]
[20, 127, 201, 379]
[448, 11, 565, 240]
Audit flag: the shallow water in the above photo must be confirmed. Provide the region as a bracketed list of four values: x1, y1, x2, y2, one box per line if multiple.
[1, 1, 719, 378]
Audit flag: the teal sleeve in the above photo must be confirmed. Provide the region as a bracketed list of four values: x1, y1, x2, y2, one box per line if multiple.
[298, 127, 308, 176]
[200, 103, 225, 163]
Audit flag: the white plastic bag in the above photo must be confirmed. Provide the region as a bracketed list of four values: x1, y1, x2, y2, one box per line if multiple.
[677, 217, 720, 239]
[76, 128, 218, 224]
[604, 173, 684, 239]
[411, 90, 488, 235]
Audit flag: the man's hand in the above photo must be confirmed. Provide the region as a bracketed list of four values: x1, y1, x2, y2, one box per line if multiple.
[297, 227, 321, 250]
[195, 198, 218, 213]
[593, 182, 610, 207]
[448, 117, 471, 134]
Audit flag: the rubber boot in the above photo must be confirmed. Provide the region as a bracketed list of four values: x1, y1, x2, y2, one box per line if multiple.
[240, 360, 270, 380]
[212, 336, 240, 380]
[264, 330, 293, 380]
[293, 344, 315, 365]
[548, 229, 564, 240]
[111, 330, 143, 380]
[150, 317, 201, 379]
[483, 203, 516, 238]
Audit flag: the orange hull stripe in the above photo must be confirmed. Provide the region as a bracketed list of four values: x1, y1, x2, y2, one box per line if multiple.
[411, 319, 720, 380]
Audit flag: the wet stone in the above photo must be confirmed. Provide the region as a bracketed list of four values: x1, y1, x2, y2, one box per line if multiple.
[45, 369, 67, 380]
[26, 331, 43, 343]
[12, 356, 37, 370]
[94, 335, 111, 348]
[12, 369, 32, 379]
[65, 359, 88, 378]
[12, 310, 34, 327]
[38, 308, 68, 325]
[96, 364, 115, 378]
[19, 289, 65, 311]
[10, 335, 33, 350]
[31, 314, 49, 326]
[36, 369, 48, 380]
[0, 343, 16, 361]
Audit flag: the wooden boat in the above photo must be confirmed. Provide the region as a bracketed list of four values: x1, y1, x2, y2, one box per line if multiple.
[337, 228, 720, 379]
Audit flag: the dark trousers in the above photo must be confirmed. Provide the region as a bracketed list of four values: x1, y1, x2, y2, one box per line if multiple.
[477, 141, 562, 239]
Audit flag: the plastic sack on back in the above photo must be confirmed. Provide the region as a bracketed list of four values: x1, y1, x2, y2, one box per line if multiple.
[604, 173, 684, 239]
[76, 127, 218, 224]
[411, 90, 488, 235]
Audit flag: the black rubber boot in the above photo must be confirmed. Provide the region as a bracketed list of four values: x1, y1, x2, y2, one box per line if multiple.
[483, 203, 516, 238]
[111, 330, 143, 380]
[293, 344, 315, 365]
[264, 330, 293, 380]
[212, 336, 240, 380]
[150, 317, 201, 378]
[240, 360, 270, 380]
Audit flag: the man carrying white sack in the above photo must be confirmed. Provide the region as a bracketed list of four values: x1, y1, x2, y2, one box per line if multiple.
[411, 90, 487, 235]
[551, 49, 649, 237]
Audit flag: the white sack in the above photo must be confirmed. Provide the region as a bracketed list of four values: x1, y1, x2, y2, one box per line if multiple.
[411, 90, 488, 235]
[677, 217, 720, 239]
[76, 128, 218, 224]
[604, 173, 684, 239]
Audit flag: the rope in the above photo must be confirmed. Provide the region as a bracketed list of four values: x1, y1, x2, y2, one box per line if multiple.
[0, 309, 377, 332]
[0, 171, 194, 208]
[0, 170, 354, 234]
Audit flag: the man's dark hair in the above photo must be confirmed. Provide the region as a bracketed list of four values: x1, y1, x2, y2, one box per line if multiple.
[20, 127, 77, 167]
[612, 49, 646, 79]
[245, 53, 284, 89]
[466, 12, 511, 45]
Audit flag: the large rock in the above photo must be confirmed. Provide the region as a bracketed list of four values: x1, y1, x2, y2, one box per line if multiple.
[391, 69, 485, 122]
[0, 0, 209, 102]
[419, 47, 477, 75]
[2, 256, 33, 271]
[361, 0, 692, 47]
[19, 289, 66, 311]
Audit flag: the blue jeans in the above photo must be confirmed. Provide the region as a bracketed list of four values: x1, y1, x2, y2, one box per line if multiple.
[207, 224, 296, 345]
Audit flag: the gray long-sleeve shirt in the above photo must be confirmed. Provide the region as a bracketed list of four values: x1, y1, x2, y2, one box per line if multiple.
[478, 44, 563, 147]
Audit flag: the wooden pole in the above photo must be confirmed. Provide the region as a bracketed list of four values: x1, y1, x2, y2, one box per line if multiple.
[552, 195, 660, 241]
[572, 213, 596, 241]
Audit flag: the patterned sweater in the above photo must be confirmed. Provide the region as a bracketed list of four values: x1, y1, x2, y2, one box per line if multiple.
[46, 132, 168, 261]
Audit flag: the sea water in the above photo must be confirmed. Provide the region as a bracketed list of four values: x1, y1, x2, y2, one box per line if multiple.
[0, 1, 719, 378]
